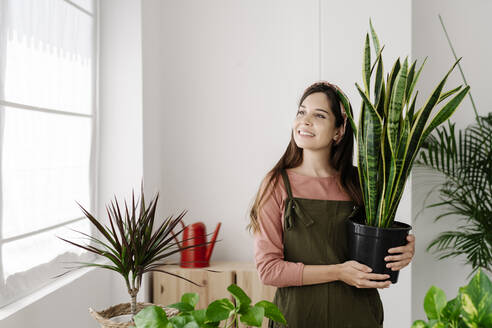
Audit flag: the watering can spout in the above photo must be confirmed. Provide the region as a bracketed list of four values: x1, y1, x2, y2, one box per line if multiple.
[205, 222, 221, 262]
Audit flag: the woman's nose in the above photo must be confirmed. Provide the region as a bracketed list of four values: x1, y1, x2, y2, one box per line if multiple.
[302, 118, 312, 125]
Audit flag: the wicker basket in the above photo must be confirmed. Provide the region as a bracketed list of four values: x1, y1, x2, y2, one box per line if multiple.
[89, 302, 179, 328]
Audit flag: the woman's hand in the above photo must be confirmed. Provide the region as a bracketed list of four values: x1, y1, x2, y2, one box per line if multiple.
[337, 260, 391, 289]
[385, 234, 416, 271]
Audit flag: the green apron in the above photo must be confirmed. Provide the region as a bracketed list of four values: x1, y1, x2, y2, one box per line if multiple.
[269, 169, 384, 328]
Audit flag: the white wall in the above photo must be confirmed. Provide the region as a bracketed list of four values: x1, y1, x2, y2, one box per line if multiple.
[141, 0, 413, 326]
[1, 269, 114, 328]
[98, 0, 146, 305]
[411, 0, 492, 322]
[1, 1, 145, 327]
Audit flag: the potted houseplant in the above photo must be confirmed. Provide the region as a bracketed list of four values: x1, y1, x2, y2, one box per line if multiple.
[411, 269, 492, 327]
[335, 20, 470, 283]
[416, 101, 492, 277]
[414, 15, 492, 277]
[133, 283, 287, 328]
[58, 183, 209, 327]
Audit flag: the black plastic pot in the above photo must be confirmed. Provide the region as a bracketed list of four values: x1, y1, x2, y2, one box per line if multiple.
[346, 214, 412, 284]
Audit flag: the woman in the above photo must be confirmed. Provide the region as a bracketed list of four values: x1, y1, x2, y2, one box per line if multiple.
[248, 81, 415, 327]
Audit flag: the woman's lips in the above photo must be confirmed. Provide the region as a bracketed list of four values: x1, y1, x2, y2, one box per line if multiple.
[298, 130, 315, 137]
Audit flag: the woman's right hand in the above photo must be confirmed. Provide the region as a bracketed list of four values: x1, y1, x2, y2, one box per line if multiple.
[336, 260, 391, 289]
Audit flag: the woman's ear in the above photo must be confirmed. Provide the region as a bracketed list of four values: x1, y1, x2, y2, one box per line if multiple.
[334, 128, 343, 144]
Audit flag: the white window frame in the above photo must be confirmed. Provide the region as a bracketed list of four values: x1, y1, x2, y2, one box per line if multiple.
[0, 0, 99, 309]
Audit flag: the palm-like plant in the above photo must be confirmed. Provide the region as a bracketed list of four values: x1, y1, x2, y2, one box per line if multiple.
[58, 184, 205, 316]
[415, 115, 492, 275]
[336, 20, 470, 228]
[413, 15, 492, 275]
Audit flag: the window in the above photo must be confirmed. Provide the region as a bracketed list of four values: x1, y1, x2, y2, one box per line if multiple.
[0, 0, 97, 308]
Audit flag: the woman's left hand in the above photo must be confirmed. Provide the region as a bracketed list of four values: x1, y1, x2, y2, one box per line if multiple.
[385, 234, 415, 271]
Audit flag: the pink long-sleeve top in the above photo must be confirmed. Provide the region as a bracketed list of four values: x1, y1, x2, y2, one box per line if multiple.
[253, 169, 353, 287]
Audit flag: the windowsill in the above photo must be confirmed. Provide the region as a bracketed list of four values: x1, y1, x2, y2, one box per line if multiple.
[0, 259, 108, 321]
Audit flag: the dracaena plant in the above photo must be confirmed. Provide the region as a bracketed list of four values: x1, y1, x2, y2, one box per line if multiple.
[335, 20, 470, 227]
[58, 184, 205, 316]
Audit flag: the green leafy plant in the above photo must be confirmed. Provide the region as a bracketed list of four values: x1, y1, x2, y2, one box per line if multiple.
[415, 114, 492, 275]
[414, 14, 492, 276]
[133, 283, 287, 328]
[335, 19, 470, 227]
[58, 184, 205, 315]
[411, 269, 492, 328]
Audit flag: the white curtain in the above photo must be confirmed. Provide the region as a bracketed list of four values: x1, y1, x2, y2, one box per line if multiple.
[0, 0, 96, 308]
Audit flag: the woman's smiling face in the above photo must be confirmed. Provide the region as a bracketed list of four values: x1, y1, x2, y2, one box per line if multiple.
[292, 92, 339, 151]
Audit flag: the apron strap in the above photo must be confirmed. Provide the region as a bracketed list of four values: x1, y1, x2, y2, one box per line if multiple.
[280, 169, 294, 199]
[280, 169, 315, 230]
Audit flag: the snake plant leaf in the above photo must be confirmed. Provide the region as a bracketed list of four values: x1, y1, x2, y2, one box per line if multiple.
[378, 59, 409, 225]
[369, 18, 381, 55]
[421, 86, 470, 143]
[356, 83, 383, 225]
[388, 57, 408, 156]
[363, 33, 371, 95]
[370, 44, 386, 76]
[384, 58, 401, 118]
[335, 88, 357, 138]
[405, 60, 417, 106]
[376, 114, 388, 222]
[376, 77, 386, 122]
[357, 102, 369, 222]
[437, 85, 463, 105]
[374, 47, 385, 107]
[407, 57, 428, 105]
[407, 91, 418, 124]
[403, 58, 463, 179]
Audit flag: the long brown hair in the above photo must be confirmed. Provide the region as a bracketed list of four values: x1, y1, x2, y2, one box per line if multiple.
[247, 81, 362, 233]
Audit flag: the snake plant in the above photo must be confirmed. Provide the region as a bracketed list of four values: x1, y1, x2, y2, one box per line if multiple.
[336, 20, 470, 228]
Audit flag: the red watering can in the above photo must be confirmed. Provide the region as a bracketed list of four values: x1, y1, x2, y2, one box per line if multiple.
[179, 221, 221, 268]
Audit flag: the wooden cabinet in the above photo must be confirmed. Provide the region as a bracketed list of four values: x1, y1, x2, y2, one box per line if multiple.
[153, 262, 276, 328]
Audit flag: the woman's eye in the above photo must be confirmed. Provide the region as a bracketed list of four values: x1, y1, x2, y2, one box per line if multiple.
[296, 110, 304, 116]
[316, 114, 325, 119]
